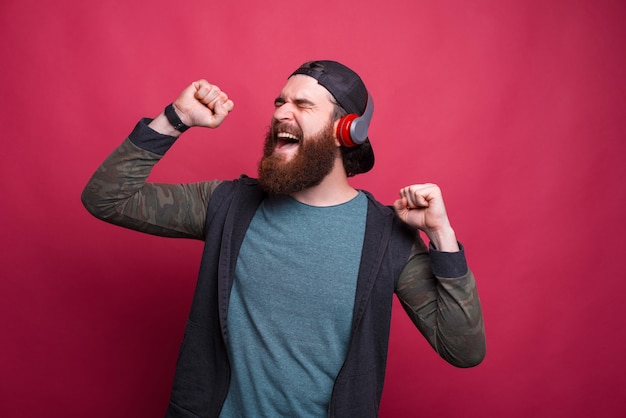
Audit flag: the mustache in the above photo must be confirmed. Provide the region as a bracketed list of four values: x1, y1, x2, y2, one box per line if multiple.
[270, 121, 303, 139]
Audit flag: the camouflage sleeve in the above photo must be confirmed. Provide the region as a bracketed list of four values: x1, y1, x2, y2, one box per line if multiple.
[81, 137, 222, 240]
[395, 237, 486, 368]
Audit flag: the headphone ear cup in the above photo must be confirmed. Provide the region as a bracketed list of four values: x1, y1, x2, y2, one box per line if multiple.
[336, 114, 359, 147]
[336, 93, 373, 148]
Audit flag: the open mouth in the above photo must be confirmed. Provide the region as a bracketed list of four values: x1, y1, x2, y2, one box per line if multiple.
[276, 132, 301, 150]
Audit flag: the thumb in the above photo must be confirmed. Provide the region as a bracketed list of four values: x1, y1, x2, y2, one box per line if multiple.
[215, 98, 235, 116]
[210, 101, 225, 125]
[393, 196, 408, 213]
[214, 100, 225, 114]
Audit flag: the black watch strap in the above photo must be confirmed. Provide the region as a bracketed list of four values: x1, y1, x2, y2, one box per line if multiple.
[164, 103, 190, 132]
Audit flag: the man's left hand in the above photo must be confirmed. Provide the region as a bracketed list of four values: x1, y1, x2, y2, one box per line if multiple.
[393, 183, 460, 252]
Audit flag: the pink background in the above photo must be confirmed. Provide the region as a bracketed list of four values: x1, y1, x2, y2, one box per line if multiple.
[2, 0, 625, 417]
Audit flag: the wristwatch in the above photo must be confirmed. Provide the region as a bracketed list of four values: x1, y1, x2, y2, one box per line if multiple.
[164, 103, 190, 133]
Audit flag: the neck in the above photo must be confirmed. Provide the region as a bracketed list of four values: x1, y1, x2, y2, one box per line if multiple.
[290, 158, 357, 207]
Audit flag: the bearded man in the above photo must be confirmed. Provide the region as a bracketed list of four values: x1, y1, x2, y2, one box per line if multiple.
[81, 60, 485, 418]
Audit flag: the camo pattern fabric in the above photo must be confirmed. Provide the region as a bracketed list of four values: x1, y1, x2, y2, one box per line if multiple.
[82, 137, 485, 366]
[81, 138, 222, 240]
[396, 247, 486, 367]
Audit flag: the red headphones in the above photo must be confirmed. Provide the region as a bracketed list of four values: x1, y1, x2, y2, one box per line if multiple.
[336, 93, 374, 147]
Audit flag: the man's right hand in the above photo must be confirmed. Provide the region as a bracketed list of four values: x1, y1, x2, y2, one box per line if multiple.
[174, 80, 234, 128]
[148, 80, 235, 136]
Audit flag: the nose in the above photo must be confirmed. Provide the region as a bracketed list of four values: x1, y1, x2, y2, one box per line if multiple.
[273, 102, 294, 122]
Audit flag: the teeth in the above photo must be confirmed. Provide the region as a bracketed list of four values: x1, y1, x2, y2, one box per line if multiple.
[277, 132, 299, 142]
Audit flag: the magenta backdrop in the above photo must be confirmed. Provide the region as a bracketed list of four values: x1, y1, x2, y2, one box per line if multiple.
[2, 0, 625, 417]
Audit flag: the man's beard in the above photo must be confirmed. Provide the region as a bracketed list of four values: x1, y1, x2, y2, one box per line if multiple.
[258, 120, 338, 195]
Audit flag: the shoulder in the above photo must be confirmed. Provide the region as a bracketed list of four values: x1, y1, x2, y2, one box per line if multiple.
[363, 189, 415, 243]
[213, 175, 259, 192]
[360, 190, 405, 226]
[210, 175, 265, 206]
[360, 190, 392, 215]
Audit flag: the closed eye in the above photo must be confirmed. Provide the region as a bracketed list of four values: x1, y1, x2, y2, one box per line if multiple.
[274, 97, 286, 108]
[273, 97, 315, 109]
[293, 98, 315, 109]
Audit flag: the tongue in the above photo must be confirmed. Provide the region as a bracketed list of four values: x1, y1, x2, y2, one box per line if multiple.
[277, 137, 298, 148]
[276, 140, 299, 153]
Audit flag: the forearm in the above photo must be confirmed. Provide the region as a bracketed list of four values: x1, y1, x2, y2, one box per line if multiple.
[81, 119, 221, 239]
[148, 112, 184, 138]
[396, 241, 486, 367]
[424, 226, 459, 252]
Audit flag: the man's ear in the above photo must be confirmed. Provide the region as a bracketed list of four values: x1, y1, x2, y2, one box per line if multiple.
[332, 119, 342, 147]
